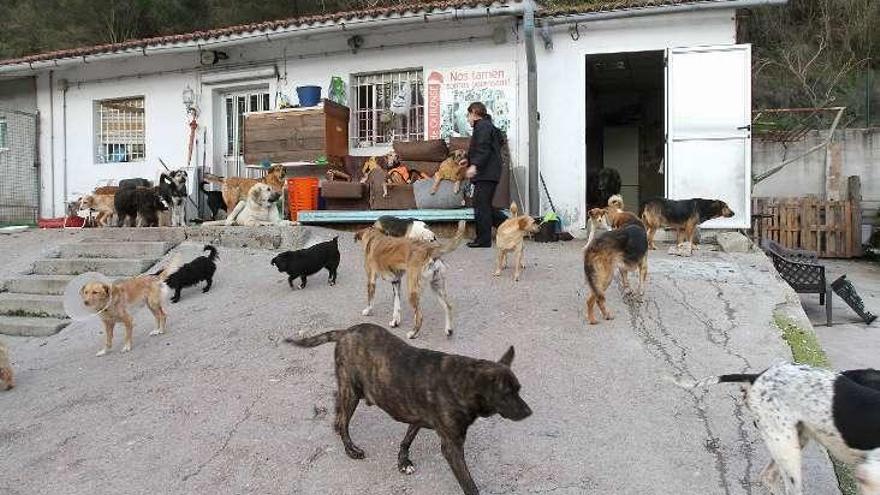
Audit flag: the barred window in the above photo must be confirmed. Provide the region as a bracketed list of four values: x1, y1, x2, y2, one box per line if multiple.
[0, 117, 7, 149]
[95, 97, 145, 163]
[352, 69, 424, 148]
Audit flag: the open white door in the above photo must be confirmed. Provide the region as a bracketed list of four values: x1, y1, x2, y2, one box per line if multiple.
[666, 44, 751, 228]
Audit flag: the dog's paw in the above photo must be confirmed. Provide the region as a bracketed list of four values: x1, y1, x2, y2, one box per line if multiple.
[345, 445, 366, 460]
[604, 313, 614, 321]
[149, 329, 163, 336]
[361, 307, 373, 316]
[588, 319, 599, 325]
[96, 348, 109, 357]
[202, 288, 210, 293]
[444, 327, 453, 337]
[493, 270, 502, 277]
[406, 330, 419, 339]
[122, 344, 132, 352]
[399, 460, 416, 475]
[389, 318, 400, 328]
[171, 298, 180, 304]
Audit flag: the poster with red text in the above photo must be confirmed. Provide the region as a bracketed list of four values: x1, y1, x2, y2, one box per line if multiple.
[425, 63, 516, 140]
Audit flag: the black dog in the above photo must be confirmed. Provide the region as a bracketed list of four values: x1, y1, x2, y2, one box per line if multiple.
[114, 186, 167, 227]
[270, 237, 340, 289]
[200, 181, 226, 220]
[587, 167, 622, 209]
[119, 178, 152, 190]
[162, 245, 218, 303]
[640, 197, 735, 250]
[286, 323, 531, 495]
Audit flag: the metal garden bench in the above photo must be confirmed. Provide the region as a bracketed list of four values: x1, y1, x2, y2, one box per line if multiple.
[762, 239, 832, 326]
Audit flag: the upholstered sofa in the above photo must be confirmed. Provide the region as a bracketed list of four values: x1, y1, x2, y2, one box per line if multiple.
[320, 138, 510, 211]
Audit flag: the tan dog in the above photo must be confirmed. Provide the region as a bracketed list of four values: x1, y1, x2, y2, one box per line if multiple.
[204, 164, 286, 211]
[79, 193, 116, 227]
[494, 202, 540, 281]
[0, 340, 14, 391]
[431, 149, 468, 195]
[80, 256, 180, 356]
[360, 157, 382, 183]
[202, 183, 291, 227]
[354, 221, 466, 339]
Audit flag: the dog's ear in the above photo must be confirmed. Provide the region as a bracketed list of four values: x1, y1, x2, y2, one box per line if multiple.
[498, 346, 515, 366]
[517, 216, 531, 231]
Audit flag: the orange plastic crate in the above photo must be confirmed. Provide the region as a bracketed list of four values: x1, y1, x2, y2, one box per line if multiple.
[287, 177, 319, 221]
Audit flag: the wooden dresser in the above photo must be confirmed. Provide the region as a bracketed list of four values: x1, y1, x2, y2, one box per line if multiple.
[243, 99, 349, 165]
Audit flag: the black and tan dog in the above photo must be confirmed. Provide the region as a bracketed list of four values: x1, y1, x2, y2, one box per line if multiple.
[355, 220, 465, 339]
[286, 323, 532, 495]
[640, 198, 734, 251]
[583, 214, 648, 325]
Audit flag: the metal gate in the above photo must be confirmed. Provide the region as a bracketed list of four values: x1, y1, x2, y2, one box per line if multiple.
[0, 109, 39, 224]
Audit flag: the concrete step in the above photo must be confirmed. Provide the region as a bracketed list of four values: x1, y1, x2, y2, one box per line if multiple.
[33, 258, 156, 276]
[58, 241, 172, 259]
[80, 228, 185, 243]
[3, 275, 75, 295]
[0, 293, 67, 319]
[0, 316, 70, 337]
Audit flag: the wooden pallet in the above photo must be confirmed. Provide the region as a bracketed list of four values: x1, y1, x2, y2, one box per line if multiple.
[752, 197, 860, 258]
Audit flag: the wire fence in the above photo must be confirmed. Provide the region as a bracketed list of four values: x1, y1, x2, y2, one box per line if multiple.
[0, 108, 39, 225]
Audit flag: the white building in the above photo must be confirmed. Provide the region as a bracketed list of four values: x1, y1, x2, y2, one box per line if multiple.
[0, 0, 777, 229]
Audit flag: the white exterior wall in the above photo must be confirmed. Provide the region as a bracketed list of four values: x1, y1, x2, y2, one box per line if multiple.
[536, 9, 737, 229]
[15, 9, 738, 221]
[27, 20, 522, 217]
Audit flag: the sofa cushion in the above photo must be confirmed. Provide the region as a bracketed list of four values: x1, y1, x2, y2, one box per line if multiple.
[413, 179, 465, 209]
[447, 137, 471, 154]
[404, 160, 442, 177]
[394, 139, 448, 162]
[321, 180, 365, 199]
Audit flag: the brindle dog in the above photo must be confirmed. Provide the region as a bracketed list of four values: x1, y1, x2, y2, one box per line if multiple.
[286, 323, 532, 495]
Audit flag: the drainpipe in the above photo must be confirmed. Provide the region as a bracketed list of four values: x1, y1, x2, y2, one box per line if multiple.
[61, 78, 68, 216]
[524, 0, 540, 216]
[48, 70, 55, 217]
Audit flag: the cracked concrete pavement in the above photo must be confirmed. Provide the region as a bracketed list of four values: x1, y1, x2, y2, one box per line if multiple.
[0, 229, 839, 494]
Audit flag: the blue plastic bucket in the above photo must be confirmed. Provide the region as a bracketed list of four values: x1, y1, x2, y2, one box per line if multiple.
[296, 86, 322, 107]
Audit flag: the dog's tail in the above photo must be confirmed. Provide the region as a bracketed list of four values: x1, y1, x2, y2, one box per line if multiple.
[435, 220, 467, 256]
[284, 329, 347, 348]
[509, 202, 519, 217]
[668, 373, 761, 390]
[583, 252, 601, 299]
[200, 181, 213, 194]
[156, 254, 182, 281]
[203, 173, 225, 185]
[203, 245, 219, 262]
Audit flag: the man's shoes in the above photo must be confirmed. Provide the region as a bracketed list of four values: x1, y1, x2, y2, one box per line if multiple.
[467, 241, 491, 248]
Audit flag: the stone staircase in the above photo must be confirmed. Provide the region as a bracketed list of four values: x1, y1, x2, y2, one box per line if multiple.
[0, 237, 175, 337]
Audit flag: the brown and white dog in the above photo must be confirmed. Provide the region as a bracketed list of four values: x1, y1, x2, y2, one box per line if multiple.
[79, 256, 180, 356]
[355, 221, 465, 339]
[0, 339, 14, 390]
[640, 197, 735, 252]
[203, 164, 286, 212]
[494, 202, 540, 281]
[583, 213, 648, 325]
[431, 149, 468, 195]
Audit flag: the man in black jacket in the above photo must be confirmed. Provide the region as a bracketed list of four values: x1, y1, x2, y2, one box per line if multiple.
[463, 102, 506, 248]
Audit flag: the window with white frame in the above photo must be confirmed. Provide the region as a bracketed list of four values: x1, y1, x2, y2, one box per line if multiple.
[0, 117, 7, 150]
[95, 97, 145, 163]
[352, 69, 424, 148]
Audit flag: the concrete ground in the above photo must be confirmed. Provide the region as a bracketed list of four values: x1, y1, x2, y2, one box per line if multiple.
[0, 229, 839, 494]
[803, 258, 880, 370]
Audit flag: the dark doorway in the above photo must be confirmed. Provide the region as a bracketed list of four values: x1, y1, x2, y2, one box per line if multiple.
[585, 51, 664, 211]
